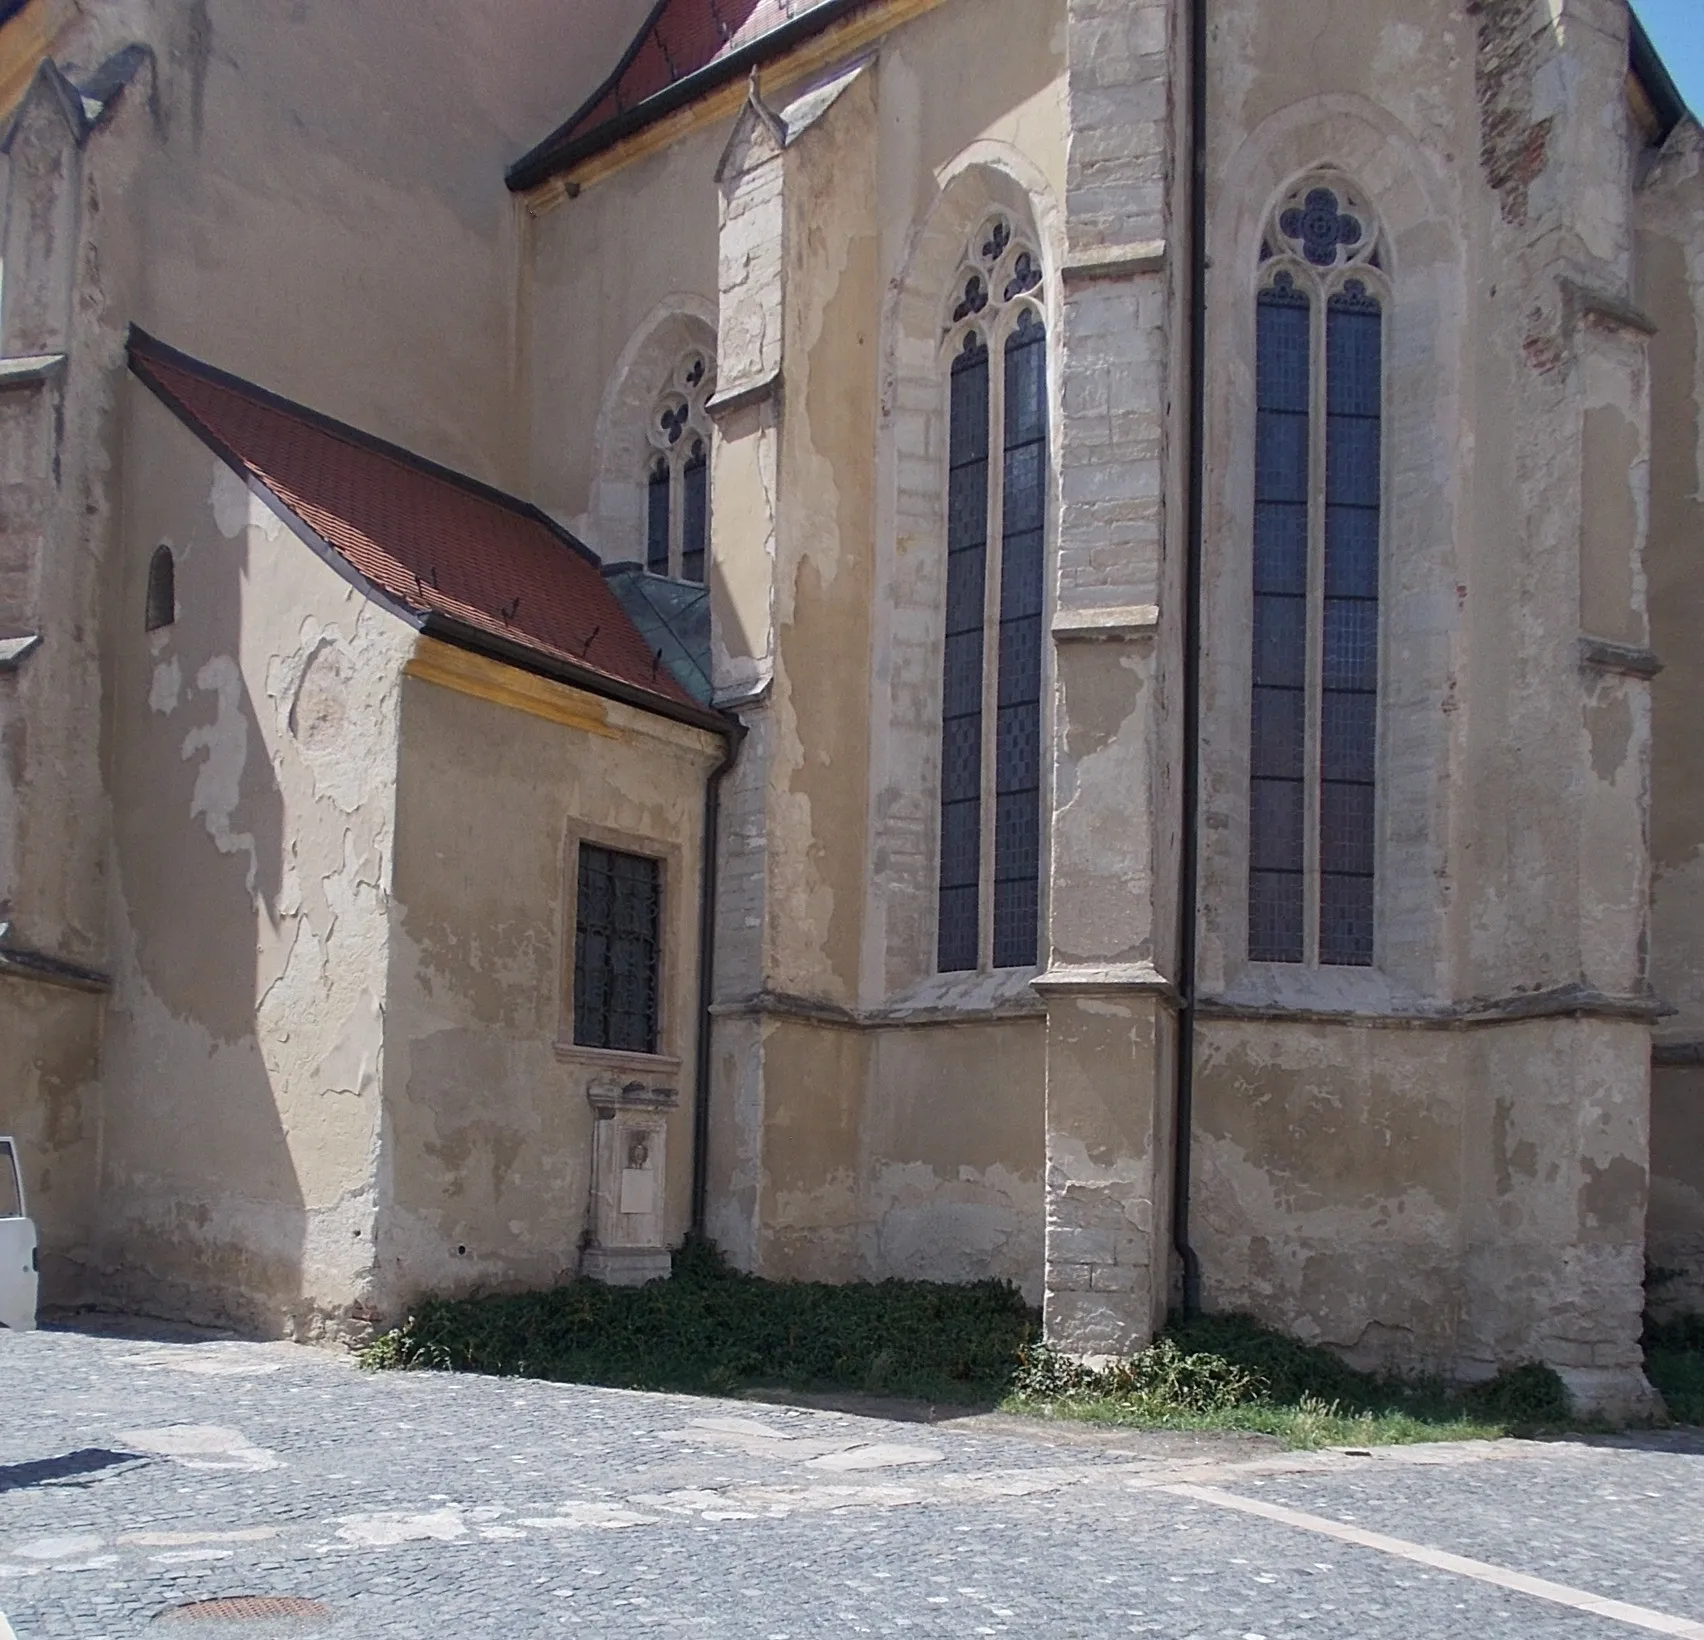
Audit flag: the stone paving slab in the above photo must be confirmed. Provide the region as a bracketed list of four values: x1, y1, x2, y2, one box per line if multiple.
[0, 1324, 1698, 1638]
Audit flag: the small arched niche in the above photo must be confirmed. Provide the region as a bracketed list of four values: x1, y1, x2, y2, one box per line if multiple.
[145, 544, 176, 632]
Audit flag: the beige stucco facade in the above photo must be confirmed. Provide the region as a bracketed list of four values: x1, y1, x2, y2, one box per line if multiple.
[0, 0, 1699, 1414]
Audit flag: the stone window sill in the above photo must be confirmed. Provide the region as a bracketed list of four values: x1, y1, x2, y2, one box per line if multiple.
[553, 1041, 684, 1076]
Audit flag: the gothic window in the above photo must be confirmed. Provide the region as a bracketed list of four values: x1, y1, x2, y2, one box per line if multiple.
[1250, 178, 1385, 968]
[145, 544, 176, 631]
[645, 352, 716, 583]
[574, 843, 662, 1054]
[938, 217, 1049, 973]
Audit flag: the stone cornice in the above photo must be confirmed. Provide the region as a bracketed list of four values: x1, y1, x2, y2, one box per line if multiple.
[1051, 605, 1161, 642]
[1561, 276, 1658, 339]
[1061, 240, 1168, 283]
[705, 369, 782, 418]
[1580, 635, 1663, 681]
[710, 988, 1046, 1030]
[1031, 962, 1178, 999]
[0, 353, 65, 390]
[0, 925, 110, 995]
[1198, 984, 1666, 1030]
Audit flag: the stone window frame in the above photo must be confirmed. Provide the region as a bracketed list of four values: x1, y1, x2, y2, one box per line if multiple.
[556, 819, 686, 1073]
[863, 158, 1062, 1007]
[1248, 172, 1390, 970]
[584, 299, 719, 573]
[644, 348, 717, 582]
[1198, 108, 1463, 1013]
[937, 216, 1050, 976]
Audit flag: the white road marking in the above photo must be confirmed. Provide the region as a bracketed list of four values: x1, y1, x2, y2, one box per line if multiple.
[1166, 1483, 1704, 1639]
[0, 1611, 15, 1640]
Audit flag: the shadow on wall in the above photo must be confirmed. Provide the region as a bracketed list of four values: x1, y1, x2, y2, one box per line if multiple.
[98, 446, 309, 1337]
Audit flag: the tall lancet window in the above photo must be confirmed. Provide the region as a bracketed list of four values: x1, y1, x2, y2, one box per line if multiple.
[646, 351, 716, 583]
[938, 217, 1049, 973]
[1250, 177, 1385, 967]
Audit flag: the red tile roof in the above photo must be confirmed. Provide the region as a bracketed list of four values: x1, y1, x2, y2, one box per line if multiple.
[508, 0, 872, 191]
[127, 330, 717, 725]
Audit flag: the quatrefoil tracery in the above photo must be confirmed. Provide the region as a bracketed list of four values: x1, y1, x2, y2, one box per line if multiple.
[947, 216, 1047, 342]
[1264, 176, 1381, 274]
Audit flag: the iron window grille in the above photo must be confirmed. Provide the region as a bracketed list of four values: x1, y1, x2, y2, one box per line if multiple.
[574, 844, 663, 1054]
[1250, 176, 1385, 968]
[938, 215, 1050, 974]
[646, 351, 716, 583]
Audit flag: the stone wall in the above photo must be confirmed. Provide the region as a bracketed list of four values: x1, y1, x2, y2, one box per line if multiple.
[1638, 119, 1704, 1321]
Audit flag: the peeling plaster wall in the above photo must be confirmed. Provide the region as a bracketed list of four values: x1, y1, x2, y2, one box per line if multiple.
[540, 0, 1066, 1289]
[1638, 121, 1704, 1318]
[1195, 1018, 1650, 1402]
[379, 670, 721, 1314]
[98, 390, 413, 1337]
[1190, 0, 1659, 1406]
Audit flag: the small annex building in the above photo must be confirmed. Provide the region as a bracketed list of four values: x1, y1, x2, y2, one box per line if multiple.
[1, 0, 1703, 1417]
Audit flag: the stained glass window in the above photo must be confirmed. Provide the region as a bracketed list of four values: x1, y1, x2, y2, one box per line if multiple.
[939, 332, 989, 973]
[645, 352, 715, 579]
[682, 439, 709, 585]
[1248, 178, 1383, 969]
[994, 310, 1047, 969]
[1321, 281, 1381, 966]
[647, 459, 671, 575]
[937, 217, 1049, 974]
[1250, 277, 1311, 963]
[574, 844, 662, 1054]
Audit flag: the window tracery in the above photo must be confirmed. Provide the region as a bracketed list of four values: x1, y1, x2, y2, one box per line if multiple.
[937, 216, 1049, 974]
[645, 350, 716, 582]
[1250, 176, 1385, 968]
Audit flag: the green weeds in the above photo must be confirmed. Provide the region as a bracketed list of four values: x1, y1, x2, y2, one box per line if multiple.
[1003, 1315, 1563, 1450]
[1644, 1312, 1704, 1426]
[360, 1238, 1031, 1404]
[361, 1244, 1612, 1449]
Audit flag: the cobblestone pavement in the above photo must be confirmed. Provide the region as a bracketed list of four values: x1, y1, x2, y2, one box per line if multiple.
[2, 1322, 1702, 1639]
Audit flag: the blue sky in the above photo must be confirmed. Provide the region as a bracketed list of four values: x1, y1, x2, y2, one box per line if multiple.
[1633, 0, 1704, 117]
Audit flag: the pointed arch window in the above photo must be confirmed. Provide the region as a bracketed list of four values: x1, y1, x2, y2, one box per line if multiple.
[938, 217, 1049, 973]
[646, 351, 716, 583]
[1250, 177, 1385, 968]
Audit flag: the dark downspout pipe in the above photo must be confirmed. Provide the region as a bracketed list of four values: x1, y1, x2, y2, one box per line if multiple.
[1172, 0, 1209, 1318]
[690, 719, 747, 1240]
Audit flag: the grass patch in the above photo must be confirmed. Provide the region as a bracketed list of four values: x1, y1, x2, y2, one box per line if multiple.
[1645, 1312, 1704, 1426]
[362, 1244, 1582, 1449]
[1004, 1314, 1566, 1450]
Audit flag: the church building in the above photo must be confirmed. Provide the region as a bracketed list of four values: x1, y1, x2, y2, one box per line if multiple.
[1, 0, 1701, 1416]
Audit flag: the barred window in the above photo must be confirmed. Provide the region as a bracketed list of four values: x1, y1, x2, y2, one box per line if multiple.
[938, 217, 1049, 974]
[1249, 177, 1385, 967]
[645, 353, 716, 583]
[574, 844, 662, 1054]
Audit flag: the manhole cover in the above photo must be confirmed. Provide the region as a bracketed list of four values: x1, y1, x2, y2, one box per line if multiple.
[160, 1597, 330, 1623]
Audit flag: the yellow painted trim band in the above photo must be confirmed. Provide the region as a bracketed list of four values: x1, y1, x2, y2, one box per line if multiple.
[523, 0, 952, 212]
[0, 0, 79, 125]
[405, 638, 622, 740]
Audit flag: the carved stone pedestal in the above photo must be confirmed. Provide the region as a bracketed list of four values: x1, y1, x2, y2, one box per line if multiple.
[581, 1079, 678, 1287]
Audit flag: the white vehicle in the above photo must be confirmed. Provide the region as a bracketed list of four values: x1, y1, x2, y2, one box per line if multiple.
[0, 1137, 37, 1332]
